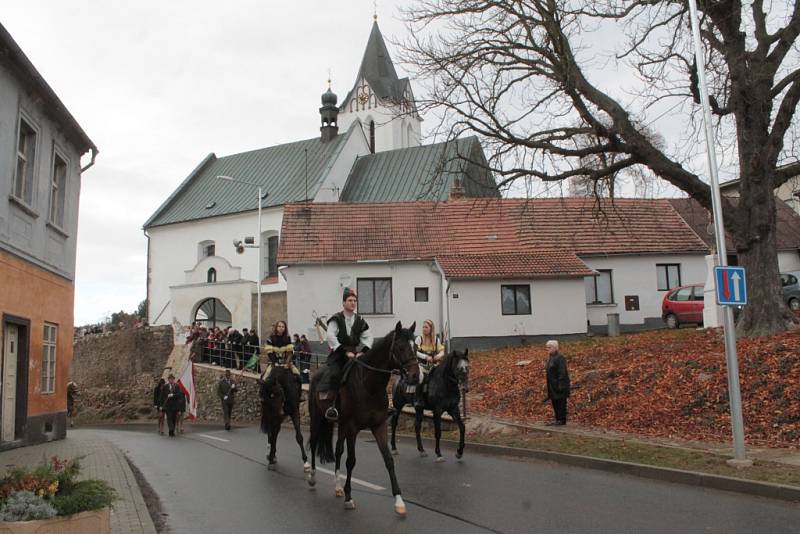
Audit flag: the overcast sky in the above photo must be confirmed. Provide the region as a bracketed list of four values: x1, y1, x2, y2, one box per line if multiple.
[2, 1, 417, 325]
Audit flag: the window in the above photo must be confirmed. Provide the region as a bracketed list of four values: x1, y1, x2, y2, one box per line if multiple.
[49, 153, 67, 227]
[14, 118, 37, 205]
[656, 264, 681, 291]
[585, 270, 614, 304]
[262, 234, 279, 278]
[414, 287, 429, 302]
[207, 268, 217, 283]
[369, 120, 375, 153]
[42, 323, 57, 394]
[357, 278, 392, 314]
[781, 273, 798, 287]
[670, 287, 693, 301]
[501, 285, 531, 315]
[198, 240, 215, 260]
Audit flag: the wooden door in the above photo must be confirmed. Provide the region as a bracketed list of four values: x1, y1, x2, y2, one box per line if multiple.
[2, 324, 18, 442]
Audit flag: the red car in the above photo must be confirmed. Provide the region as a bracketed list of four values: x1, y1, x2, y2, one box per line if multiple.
[662, 284, 704, 329]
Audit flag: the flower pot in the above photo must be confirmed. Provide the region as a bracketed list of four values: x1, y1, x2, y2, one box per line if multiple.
[0, 506, 110, 534]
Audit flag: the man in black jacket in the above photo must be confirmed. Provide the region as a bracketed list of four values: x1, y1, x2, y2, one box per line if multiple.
[160, 374, 182, 437]
[217, 370, 237, 431]
[545, 340, 570, 426]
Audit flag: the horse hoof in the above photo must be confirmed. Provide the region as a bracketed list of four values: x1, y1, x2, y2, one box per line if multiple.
[435, 456, 445, 463]
[391, 449, 399, 456]
[394, 495, 407, 516]
[306, 471, 316, 487]
[456, 452, 463, 460]
[303, 462, 311, 473]
[419, 451, 428, 458]
[335, 487, 344, 498]
[344, 500, 356, 510]
[268, 462, 277, 471]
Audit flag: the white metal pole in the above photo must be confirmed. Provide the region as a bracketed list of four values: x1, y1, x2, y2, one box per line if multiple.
[687, 0, 747, 462]
[257, 187, 263, 345]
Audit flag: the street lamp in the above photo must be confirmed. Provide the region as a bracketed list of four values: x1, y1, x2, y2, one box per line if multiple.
[217, 175, 269, 344]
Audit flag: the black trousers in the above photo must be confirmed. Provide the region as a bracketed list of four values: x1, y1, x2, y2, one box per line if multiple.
[550, 397, 567, 423]
[165, 408, 178, 435]
[222, 402, 233, 428]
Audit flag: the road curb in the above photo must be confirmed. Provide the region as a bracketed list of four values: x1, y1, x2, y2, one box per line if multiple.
[396, 434, 800, 503]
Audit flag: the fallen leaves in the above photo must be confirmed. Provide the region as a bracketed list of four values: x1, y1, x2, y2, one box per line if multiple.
[470, 328, 800, 447]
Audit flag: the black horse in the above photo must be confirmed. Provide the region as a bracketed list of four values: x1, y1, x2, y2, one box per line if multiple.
[259, 366, 309, 472]
[307, 322, 419, 515]
[390, 349, 469, 461]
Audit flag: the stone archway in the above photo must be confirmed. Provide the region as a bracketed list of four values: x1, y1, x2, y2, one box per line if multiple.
[193, 298, 232, 329]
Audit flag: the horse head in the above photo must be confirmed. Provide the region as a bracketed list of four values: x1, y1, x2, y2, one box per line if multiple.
[391, 321, 420, 384]
[451, 348, 470, 392]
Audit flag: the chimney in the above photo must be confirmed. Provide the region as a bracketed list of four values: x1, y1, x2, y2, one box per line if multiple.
[449, 177, 465, 200]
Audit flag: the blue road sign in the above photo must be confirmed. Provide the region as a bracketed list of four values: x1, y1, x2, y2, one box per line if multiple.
[714, 266, 747, 306]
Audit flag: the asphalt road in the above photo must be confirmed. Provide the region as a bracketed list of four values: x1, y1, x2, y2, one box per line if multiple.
[92, 424, 800, 534]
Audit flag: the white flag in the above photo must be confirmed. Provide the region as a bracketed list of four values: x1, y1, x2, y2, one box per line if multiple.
[177, 361, 197, 420]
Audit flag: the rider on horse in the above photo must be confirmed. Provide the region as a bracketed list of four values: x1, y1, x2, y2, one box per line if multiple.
[261, 320, 302, 392]
[322, 287, 373, 422]
[414, 319, 445, 407]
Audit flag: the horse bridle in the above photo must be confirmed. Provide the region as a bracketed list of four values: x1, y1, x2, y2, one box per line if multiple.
[353, 332, 417, 376]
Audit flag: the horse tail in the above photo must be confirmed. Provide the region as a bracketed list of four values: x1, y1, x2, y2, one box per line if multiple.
[316, 416, 335, 463]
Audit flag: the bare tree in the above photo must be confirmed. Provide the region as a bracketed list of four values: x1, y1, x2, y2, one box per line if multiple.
[400, 0, 800, 336]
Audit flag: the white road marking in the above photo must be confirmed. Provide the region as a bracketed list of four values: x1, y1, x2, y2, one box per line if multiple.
[197, 434, 230, 443]
[314, 467, 385, 491]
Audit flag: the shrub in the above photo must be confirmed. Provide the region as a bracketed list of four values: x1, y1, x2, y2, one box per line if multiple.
[0, 491, 57, 521]
[51, 480, 116, 516]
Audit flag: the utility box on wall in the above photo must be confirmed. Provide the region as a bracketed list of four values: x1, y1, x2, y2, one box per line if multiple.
[624, 295, 640, 311]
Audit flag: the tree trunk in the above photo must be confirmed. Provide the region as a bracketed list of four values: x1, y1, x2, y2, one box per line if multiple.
[730, 192, 797, 336]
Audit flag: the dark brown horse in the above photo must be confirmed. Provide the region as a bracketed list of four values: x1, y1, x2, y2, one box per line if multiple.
[306, 321, 419, 515]
[259, 366, 309, 473]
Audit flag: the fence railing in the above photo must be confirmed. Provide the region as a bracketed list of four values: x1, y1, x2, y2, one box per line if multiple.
[193, 343, 329, 380]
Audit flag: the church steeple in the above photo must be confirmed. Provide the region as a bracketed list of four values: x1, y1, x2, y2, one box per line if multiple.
[320, 81, 339, 143]
[355, 20, 401, 102]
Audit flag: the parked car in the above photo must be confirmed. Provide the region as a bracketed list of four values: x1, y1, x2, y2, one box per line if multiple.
[662, 284, 704, 329]
[663, 274, 800, 328]
[781, 271, 800, 312]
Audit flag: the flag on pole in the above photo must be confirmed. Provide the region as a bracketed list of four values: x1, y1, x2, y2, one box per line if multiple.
[177, 361, 197, 420]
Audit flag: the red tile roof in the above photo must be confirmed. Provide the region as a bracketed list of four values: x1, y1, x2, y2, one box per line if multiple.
[668, 198, 800, 252]
[437, 252, 594, 279]
[278, 198, 709, 279]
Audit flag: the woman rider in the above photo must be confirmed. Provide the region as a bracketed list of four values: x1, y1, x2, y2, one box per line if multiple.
[261, 320, 301, 390]
[414, 319, 445, 407]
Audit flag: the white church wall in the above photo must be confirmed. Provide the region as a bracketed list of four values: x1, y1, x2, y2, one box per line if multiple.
[313, 123, 370, 203]
[447, 278, 587, 340]
[283, 262, 442, 342]
[147, 206, 284, 325]
[581, 254, 707, 328]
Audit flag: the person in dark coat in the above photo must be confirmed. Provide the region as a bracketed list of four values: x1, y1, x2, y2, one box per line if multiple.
[545, 340, 570, 425]
[160, 374, 181, 437]
[153, 378, 166, 435]
[218, 370, 237, 431]
[66, 382, 78, 428]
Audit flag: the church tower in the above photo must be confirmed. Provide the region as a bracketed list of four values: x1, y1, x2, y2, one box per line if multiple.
[337, 18, 422, 153]
[320, 84, 339, 142]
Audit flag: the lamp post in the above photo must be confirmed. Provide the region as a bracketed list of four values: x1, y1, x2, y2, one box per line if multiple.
[217, 175, 267, 344]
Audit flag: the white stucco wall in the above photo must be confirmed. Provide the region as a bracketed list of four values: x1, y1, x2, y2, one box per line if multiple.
[147, 207, 284, 326]
[283, 262, 443, 342]
[447, 278, 587, 339]
[778, 250, 800, 272]
[581, 254, 707, 327]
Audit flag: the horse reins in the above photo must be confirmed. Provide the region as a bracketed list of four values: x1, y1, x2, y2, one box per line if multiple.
[352, 332, 416, 376]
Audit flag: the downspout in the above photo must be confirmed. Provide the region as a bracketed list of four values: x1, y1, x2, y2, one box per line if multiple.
[433, 259, 451, 352]
[80, 147, 98, 173]
[143, 228, 151, 323]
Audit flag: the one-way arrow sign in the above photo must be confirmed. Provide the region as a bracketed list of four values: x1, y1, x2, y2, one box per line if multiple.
[714, 266, 747, 306]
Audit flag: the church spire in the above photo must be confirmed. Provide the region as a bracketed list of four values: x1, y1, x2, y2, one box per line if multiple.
[355, 19, 400, 100]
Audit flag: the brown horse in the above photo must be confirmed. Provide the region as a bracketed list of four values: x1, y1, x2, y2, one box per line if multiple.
[259, 366, 309, 473]
[306, 321, 419, 515]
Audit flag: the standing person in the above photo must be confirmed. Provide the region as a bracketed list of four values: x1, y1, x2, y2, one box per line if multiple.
[414, 319, 445, 407]
[153, 378, 166, 435]
[66, 382, 78, 428]
[218, 370, 237, 431]
[545, 340, 570, 426]
[160, 374, 181, 437]
[322, 287, 373, 422]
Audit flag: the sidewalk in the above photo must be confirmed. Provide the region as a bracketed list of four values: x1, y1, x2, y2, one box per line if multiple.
[464, 414, 800, 466]
[0, 429, 157, 534]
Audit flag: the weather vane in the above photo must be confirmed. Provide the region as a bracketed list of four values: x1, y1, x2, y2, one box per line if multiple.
[373, 0, 378, 20]
[327, 68, 332, 88]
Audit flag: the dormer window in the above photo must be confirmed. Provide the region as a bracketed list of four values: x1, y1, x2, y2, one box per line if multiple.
[207, 268, 217, 283]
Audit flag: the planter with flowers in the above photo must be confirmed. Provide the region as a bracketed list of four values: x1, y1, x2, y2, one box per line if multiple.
[0, 456, 115, 533]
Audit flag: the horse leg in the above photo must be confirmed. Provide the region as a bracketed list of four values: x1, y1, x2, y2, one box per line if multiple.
[334, 430, 346, 498]
[447, 407, 466, 459]
[291, 412, 310, 471]
[371, 422, 406, 516]
[343, 432, 357, 510]
[267, 425, 278, 470]
[433, 408, 445, 462]
[390, 396, 403, 454]
[306, 409, 317, 488]
[415, 406, 427, 457]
